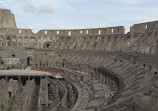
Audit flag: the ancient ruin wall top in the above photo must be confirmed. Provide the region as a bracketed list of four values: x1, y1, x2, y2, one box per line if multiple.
[0, 9, 17, 29]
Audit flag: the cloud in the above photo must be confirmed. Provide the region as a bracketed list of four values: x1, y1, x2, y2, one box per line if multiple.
[24, 0, 57, 14]
[23, 0, 75, 14]
[0, 0, 76, 14]
[0, 0, 14, 6]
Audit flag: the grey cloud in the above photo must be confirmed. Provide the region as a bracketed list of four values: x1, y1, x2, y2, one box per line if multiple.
[25, 4, 54, 14]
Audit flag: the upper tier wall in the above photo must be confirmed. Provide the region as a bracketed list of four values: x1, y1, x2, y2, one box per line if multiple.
[0, 26, 125, 36]
[130, 21, 158, 36]
[0, 28, 34, 35]
[38, 26, 125, 36]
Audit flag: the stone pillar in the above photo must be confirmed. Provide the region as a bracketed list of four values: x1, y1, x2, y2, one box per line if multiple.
[46, 77, 48, 107]
[18, 76, 21, 84]
[28, 76, 30, 80]
[5, 76, 8, 81]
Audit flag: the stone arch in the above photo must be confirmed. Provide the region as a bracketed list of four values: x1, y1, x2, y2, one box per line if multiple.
[11, 36, 17, 46]
[17, 36, 23, 46]
[23, 36, 28, 46]
[0, 35, 5, 46]
[6, 36, 11, 46]
[43, 41, 52, 48]
[29, 37, 37, 48]
[27, 56, 33, 66]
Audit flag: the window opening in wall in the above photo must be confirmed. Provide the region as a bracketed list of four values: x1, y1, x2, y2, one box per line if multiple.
[149, 65, 151, 70]
[120, 60, 123, 63]
[62, 62, 64, 68]
[95, 68, 97, 72]
[115, 59, 117, 63]
[19, 30, 22, 33]
[99, 30, 101, 35]
[27, 57, 33, 66]
[80, 30, 83, 34]
[44, 31, 47, 34]
[9, 92, 11, 98]
[57, 31, 59, 34]
[12, 54, 15, 57]
[46, 44, 50, 48]
[143, 64, 145, 68]
[86, 30, 89, 34]
[39, 61, 42, 66]
[112, 28, 114, 33]
[69, 31, 71, 36]
[154, 72, 157, 75]
[145, 25, 148, 29]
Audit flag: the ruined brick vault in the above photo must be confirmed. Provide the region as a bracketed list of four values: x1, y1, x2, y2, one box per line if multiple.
[0, 8, 158, 111]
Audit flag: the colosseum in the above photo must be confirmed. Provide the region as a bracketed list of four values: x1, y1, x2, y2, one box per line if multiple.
[0, 8, 158, 111]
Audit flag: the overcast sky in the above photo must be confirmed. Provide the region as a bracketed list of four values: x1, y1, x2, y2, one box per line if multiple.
[0, 0, 158, 33]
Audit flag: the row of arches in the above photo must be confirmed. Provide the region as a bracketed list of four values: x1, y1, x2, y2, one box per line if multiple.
[0, 35, 38, 47]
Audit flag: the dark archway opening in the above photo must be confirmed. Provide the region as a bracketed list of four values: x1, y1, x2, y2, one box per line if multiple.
[27, 56, 33, 66]
[143, 64, 146, 68]
[149, 65, 152, 70]
[9, 92, 11, 98]
[154, 72, 157, 75]
[62, 62, 64, 68]
[46, 44, 50, 48]
[21, 77, 28, 85]
[34, 77, 40, 85]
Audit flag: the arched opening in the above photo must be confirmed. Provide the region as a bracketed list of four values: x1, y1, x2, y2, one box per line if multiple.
[39, 60, 42, 67]
[115, 59, 117, 63]
[154, 72, 157, 75]
[9, 92, 11, 98]
[46, 44, 50, 48]
[149, 65, 151, 70]
[143, 64, 146, 68]
[44, 42, 52, 48]
[62, 62, 64, 68]
[12, 54, 15, 57]
[27, 56, 33, 66]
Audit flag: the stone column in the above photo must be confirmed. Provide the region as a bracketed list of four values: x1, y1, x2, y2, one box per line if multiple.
[18, 76, 21, 84]
[5, 76, 8, 81]
[45, 77, 48, 107]
[28, 76, 30, 80]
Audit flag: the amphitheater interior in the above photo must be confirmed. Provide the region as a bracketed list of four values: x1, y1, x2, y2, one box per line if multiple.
[0, 9, 158, 111]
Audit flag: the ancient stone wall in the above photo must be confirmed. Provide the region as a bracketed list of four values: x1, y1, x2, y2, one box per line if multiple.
[0, 21, 157, 55]
[48, 50, 158, 110]
[13, 79, 36, 111]
[0, 9, 17, 29]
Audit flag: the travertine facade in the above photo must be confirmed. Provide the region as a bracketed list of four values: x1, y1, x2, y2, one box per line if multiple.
[0, 9, 158, 111]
